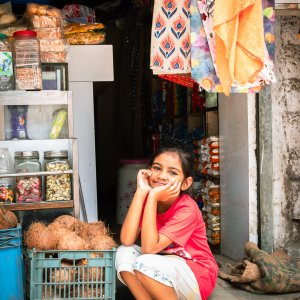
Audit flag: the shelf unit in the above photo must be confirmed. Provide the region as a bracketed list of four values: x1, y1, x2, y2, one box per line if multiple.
[0, 91, 80, 218]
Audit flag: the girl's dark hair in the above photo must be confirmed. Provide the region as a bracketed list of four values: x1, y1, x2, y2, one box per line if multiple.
[148, 147, 195, 179]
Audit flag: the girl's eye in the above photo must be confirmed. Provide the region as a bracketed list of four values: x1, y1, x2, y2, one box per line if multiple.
[151, 165, 160, 171]
[170, 171, 178, 176]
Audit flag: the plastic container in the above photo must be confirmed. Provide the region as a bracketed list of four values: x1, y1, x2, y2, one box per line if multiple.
[15, 151, 42, 202]
[0, 33, 14, 90]
[44, 150, 71, 201]
[0, 148, 14, 202]
[116, 159, 148, 224]
[25, 248, 116, 300]
[0, 226, 25, 300]
[13, 29, 42, 90]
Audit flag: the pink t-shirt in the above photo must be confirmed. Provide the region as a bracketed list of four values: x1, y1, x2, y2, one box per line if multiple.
[155, 194, 218, 300]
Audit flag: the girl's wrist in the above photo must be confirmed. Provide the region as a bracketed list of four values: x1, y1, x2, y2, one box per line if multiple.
[135, 188, 149, 196]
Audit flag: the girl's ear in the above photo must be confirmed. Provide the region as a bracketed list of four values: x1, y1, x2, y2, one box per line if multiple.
[181, 176, 193, 191]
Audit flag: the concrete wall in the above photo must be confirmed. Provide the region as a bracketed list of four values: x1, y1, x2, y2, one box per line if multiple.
[219, 93, 258, 260]
[259, 16, 300, 255]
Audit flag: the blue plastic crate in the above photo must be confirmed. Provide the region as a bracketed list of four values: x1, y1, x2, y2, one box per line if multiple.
[0, 226, 25, 300]
[25, 248, 116, 300]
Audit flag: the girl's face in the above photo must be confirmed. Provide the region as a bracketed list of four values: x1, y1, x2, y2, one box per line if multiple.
[148, 152, 192, 191]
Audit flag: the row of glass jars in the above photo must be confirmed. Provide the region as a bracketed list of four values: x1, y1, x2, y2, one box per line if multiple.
[0, 149, 71, 203]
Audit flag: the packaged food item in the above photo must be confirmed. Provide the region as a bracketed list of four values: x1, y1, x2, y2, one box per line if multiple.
[44, 150, 71, 201]
[0, 2, 17, 26]
[0, 148, 14, 203]
[40, 51, 67, 63]
[30, 14, 63, 28]
[13, 30, 42, 90]
[62, 4, 95, 23]
[0, 33, 14, 90]
[64, 22, 105, 45]
[49, 109, 67, 139]
[26, 3, 61, 17]
[15, 151, 42, 203]
[35, 27, 63, 39]
[8, 105, 29, 140]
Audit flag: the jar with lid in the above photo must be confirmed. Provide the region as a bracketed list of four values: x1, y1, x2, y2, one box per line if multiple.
[15, 151, 42, 202]
[44, 150, 71, 201]
[12, 30, 42, 90]
[0, 148, 14, 202]
[0, 33, 14, 90]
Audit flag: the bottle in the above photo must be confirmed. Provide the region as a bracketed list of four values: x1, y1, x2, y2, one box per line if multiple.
[0, 148, 14, 202]
[44, 150, 71, 201]
[15, 151, 42, 203]
[0, 33, 14, 90]
[13, 30, 42, 90]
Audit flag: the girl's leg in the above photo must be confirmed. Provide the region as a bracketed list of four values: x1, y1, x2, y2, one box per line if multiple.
[115, 245, 153, 300]
[135, 270, 177, 300]
[120, 271, 153, 300]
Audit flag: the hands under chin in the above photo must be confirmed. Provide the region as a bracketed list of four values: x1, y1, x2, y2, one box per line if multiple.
[149, 180, 181, 202]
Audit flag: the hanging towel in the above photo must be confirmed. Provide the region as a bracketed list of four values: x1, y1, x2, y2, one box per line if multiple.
[150, 0, 191, 74]
[213, 0, 265, 95]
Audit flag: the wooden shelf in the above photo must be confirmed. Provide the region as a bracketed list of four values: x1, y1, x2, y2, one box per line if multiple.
[3, 201, 74, 211]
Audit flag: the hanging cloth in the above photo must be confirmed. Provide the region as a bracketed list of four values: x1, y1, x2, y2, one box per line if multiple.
[198, 0, 275, 93]
[190, 0, 222, 92]
[213, 0, 265, 96]
[150, 0, 191, 74]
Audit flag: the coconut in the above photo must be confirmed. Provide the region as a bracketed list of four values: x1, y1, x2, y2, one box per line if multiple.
[47, 222, 72, 248]
[24, 222, 57, 250]
[52, 215, 78, 231]
[49, 260, 75, 283]
[86, 221, 109, 237]
[0, 206, 17, 229]
[57, 231, 86, 250]
[88, 233, 117, 250]
[74, 221, 89, 238]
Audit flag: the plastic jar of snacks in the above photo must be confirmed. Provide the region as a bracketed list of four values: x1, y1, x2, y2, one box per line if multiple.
[0, 33, 14, 90]
[12, 30, 42, 90]
[15, 151, 42, 202]
[44, 150, 71, 201]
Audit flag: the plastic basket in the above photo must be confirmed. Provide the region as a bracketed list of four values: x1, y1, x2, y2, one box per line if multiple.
[0, 226, 25, 300]
[25, 248, 116, 300]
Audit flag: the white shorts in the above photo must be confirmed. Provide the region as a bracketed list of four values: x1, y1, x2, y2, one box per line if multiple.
[115, 244, 201, 300]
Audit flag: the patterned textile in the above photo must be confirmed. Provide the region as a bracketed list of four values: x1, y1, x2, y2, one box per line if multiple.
[219, 242, 300, 294]
[150, 0, 191, 74]
[190, 0, 222, 92]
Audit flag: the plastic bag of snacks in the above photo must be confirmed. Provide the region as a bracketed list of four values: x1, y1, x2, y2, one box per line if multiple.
[61, 4, 95, 23]
[24, 3, 69, 63]
[64, 22, 105, 45]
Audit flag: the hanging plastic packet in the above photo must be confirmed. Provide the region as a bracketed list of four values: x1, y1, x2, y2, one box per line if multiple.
[8, 105, 29, 139]
[49, 109, 67, 139]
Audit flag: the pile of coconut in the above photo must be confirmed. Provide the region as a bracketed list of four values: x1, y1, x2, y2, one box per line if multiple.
[24, 215, 118, 251]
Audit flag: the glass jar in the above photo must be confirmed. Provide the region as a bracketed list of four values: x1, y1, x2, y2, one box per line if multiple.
[44, 150, 71, 201]
[0, 148, 14, 202]
[15, 151, 42, 203]
[13, 30, 42, 90]
[0, 33, 14, 90]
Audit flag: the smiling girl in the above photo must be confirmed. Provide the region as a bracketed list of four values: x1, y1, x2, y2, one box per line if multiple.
[115, 147, 218, 300]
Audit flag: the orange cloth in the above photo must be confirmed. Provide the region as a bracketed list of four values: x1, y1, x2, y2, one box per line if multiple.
[213, 0, 265, 96]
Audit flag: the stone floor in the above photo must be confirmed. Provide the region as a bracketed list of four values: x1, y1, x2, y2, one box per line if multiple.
[115, 254, 300, 300]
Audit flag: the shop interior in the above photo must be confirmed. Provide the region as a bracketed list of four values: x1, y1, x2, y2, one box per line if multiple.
[4, 0, 221, 248]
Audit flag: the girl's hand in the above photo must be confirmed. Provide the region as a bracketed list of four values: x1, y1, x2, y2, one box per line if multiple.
[149, 180, 181, 202]
[136, 169, 152, 192]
